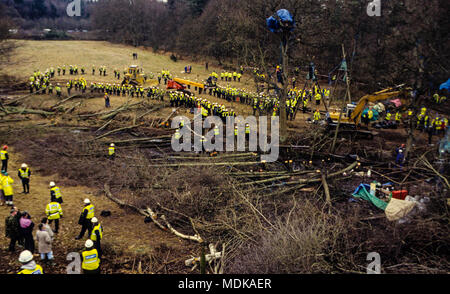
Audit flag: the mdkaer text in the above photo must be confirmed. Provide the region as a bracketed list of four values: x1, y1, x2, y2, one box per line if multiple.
[178, 278, 271, 291]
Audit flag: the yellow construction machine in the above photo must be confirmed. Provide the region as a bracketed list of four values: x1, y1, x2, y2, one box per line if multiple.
[327, 84, 411, 138]
[121, 65, 153, 86]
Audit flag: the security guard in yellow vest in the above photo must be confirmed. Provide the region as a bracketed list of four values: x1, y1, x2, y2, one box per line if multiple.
[0, 172, 4, 205]
[17, 250, 43, 274]
[245, 123, 250, 140]
[90, 217, 103, 258]
[18, 163, 31, 194]
[385, 112, 392, 121]
[108, 143, 115, 160]
[49, 181, 63, 203]
[313, 109, 321, 123]
[55, 84, 61, 98]
[395, 112, 402, 124]
[76, 198, 95, 240]
[315, 93, 321, 106]
[81, 239, 100, 274]
[214, 125, 220, 137]
[420, 107, 427, 116]
[201, 106, 209, 119]
[174, 128, 181, 140]
[1, 145, 8, 172]
[45, 201, 63, 233]
[1, 171, 14, 206]
[302, 98, 308, 113]
[368, 108, 374, 121]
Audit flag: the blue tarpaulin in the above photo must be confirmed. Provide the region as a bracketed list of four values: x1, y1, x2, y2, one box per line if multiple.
[439, 78, 450, 91]
[266, 9, 295, 33]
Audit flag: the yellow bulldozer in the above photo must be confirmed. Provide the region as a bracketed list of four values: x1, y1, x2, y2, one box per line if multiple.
[121, 65, 153, 86]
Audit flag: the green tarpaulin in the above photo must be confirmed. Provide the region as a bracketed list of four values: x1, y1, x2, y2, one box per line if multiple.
[352, 184, 390, 210]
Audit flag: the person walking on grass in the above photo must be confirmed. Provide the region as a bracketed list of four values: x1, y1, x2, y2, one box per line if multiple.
[5, 207, 22, 252]
[76, 198, 95, 240]
[1, 171, 14, 206]
[1, 145, 8, 172]
[20, 212, 35, 253]
[18, 163, 31, 194]
[45, 201, 63, 234]
[36, 223, 55, 266]
[40, 217, 54, 240]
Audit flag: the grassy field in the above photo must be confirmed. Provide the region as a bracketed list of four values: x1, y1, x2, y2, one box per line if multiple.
[5, 40, 274, 119]
[7, 40, 255, 90]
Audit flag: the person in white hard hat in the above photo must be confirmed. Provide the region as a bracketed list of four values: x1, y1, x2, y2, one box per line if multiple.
[108, 143, 115, 160]
[81, 239, 100, 274]
[18, 163, 31, 194]
[49, 181, 63, 203]
[76, 198, 95, 240]
[90, 217, 103, 258]
[17, 250, 43, 274]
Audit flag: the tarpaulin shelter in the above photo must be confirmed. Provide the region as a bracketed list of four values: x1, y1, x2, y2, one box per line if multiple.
[266, 9, 295, 33]
[439, 78, 450, 91]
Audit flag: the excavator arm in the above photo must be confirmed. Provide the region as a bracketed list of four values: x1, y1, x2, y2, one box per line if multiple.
[350, 84, 410, 125]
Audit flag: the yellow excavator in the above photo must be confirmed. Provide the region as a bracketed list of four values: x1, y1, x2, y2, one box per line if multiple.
[327, 84, 411, 138]
[121, 65, 154, 86]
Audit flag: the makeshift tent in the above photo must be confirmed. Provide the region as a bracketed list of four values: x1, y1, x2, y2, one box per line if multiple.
[266, 9, 295, 33]
[352, 184, 389, 210]
[439, 78, 450, 91]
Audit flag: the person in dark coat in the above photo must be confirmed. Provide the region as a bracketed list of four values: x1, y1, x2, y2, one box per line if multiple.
[19, 212, 35, 253]
[5, 207, 22, 251]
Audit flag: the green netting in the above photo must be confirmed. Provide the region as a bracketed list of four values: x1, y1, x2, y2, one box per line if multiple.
[352, 184, 390, 211]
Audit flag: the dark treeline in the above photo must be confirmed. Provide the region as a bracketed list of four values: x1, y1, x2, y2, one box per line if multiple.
[90, 0, 449, 93]
[2, 0, 449, 92]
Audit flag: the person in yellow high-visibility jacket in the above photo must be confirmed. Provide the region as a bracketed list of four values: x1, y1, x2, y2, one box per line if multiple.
[313, 109, 321, 123]
[385, 112, 392, 121]
[302, 98, 308, 113]
[174, 128, 181, 140]
[315, 93, 322, 106]
[420, 107, 427, 116]
[18, 163, 31, 194]
[1, 145, 8, 172]
[0, 172, 4, 205]
[108, 143, 115, 160]
[46, 201, 63, 233]
[201, 106, 209, 118]
[17, 250, 43, 274]
[395, 111, 402, 124]
[367, 108, 374, 124]
[81, 239, 100, 274]
[1, 171, 14, 206]
[90, 217, 103, 258]
[76, 198, 95, 240]
[49, 181, 63, 203]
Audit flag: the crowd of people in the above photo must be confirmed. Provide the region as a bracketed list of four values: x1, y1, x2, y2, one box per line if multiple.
[1, 147, 104, 274]
[169, 91, 236, 124]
